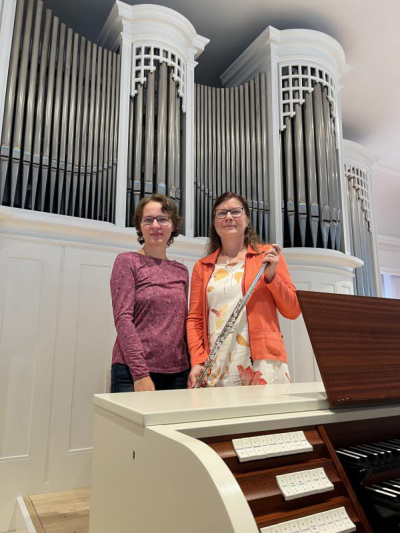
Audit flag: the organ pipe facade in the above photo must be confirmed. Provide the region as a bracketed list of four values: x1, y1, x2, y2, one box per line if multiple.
[0, 0, 120, 221]
[194, 74, 269, 240]
[343, 140, 380, 297]
[0, 2, 380, 294]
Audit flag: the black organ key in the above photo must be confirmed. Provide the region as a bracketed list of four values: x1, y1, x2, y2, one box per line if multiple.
[349, 446, 380, 462]
[355, 444, 386, 457]
[372, 483, 400, 497]
[365, 443, 392, 456]
[382, 481, 400, 492]
[364, 485, 399, 501]
[341, 447, 368, 459]
[377, 441, 400, 452]
[335, 449, 362, 462]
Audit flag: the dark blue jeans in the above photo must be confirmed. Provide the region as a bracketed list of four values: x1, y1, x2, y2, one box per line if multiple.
[111, 363, 190, 392]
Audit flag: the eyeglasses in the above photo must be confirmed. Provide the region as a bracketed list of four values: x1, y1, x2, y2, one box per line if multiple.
[214, 207, 245, 219]
[141, 216, 171, 226]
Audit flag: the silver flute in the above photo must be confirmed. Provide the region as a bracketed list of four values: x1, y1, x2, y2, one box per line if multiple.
[194, 263, 267, 388]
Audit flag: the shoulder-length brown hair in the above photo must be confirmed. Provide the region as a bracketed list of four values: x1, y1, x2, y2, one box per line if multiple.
[207, 192, 264, 254]
[133, 194, 182, 246]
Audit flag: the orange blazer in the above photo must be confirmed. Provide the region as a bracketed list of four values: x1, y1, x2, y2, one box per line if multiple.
[187, 245, 301, 366]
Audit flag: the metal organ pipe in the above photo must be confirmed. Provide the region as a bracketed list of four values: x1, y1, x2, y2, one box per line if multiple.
[0, 0, 120, 221]
[194, 73, 270, 240]
[0, 2, 378, 298]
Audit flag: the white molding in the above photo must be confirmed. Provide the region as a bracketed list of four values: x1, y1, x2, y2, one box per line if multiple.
[343, 139, 379, 170]
[0, 205, 207, 258]
[15, 496, 36, 533]
[381, 266, 400, 276]
[374, 162, 400, 177]
[283, 247, 363, 272]
[221, 27, 349, 88]
[98, 2, 208, 65]
[378, 234, 400, 253]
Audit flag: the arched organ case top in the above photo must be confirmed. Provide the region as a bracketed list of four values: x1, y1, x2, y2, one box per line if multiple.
[96, 1, 209, 231]
[126, 47, 185, 225]
[0, 0, 120, 221]
[280, 64, 342, 251]
[131, 44, 186, 109]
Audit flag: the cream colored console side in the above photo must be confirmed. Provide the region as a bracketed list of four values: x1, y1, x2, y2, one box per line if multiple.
[89, 407, 258, 533]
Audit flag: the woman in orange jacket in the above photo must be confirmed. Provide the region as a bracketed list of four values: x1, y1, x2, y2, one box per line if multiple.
[187, 192, 301, 388]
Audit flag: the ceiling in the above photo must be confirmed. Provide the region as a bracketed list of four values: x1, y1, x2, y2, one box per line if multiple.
[44, 0, 400, 241]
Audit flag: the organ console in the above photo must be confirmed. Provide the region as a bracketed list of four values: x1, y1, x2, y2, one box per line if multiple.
[89, 292, 400, 532]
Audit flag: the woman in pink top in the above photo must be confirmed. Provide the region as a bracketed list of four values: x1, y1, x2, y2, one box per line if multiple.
[110, 194, 189, 392]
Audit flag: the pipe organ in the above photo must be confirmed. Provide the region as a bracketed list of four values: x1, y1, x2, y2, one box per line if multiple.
[89, 386, 400, 533]
[280, 67, 342, 251]
[194, 73, 269, 240]
[345, 164, 376, 297]
[88, 292, 400, 532]
[0, 1, 381, 294]
[0, 0, 120, 221]
[125, 49, 184, 226]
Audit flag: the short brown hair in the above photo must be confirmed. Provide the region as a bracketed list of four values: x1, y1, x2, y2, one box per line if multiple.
[207, 192, 264, 254]
[133, 194, 182, 246]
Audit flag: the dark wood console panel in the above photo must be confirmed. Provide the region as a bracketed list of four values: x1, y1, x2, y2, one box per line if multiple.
[201, 423, 373, 532]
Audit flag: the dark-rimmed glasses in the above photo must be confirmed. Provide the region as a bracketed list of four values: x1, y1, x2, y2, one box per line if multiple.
[141, 216, 171, 226]
[214, 207, 245, 219]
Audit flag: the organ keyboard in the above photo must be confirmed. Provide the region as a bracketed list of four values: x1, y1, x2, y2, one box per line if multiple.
[89, 292, 400, 532]
[232, 430, 313, 461]
[89, 383, 400, 532]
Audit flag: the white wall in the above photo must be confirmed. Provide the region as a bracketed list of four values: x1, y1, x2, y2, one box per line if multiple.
[382, 273, 400, 299]
[0, 207, 204, 532]
[0, 206, 361, 532]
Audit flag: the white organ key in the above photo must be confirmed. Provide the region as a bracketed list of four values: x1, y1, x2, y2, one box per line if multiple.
[288, 520, 302, 533]
[260, 508, 356, 533]
[276, 468, 333, 500]
[232, 431, 313, 462]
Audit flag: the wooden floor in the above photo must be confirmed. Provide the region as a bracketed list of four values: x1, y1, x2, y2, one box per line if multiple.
[24, 488, 90, 533]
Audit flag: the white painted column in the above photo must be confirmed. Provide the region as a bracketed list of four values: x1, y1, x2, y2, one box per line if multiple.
[114, 33, 132, 227]
[265, 35, 284, 244]
[0, 0, 17, 144]
[184, 61, 196, 237]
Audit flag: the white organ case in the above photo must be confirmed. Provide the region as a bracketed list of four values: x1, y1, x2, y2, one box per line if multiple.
[88, 383, 400, 532]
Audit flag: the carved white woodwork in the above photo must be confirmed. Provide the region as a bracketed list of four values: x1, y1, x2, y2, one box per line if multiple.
[98, 2, 209, 233]
[221, 27, 352, 253]
[343, 139, 381, 295]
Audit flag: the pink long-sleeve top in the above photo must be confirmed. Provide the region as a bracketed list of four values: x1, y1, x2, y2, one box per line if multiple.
[110, 252, 189, 381]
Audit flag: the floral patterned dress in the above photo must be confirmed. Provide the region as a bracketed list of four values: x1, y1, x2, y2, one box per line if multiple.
[207, 261, 291, 387]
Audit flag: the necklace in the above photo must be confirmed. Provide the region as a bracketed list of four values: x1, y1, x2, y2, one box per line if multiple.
[221, 246, 246, 265]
